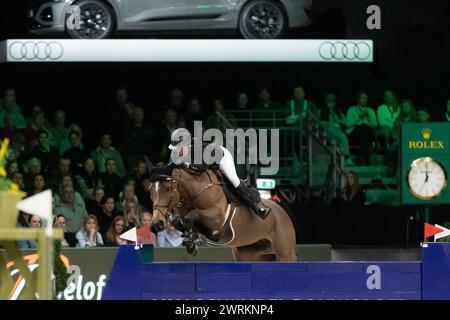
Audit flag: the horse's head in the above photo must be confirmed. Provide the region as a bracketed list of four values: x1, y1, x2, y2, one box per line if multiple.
[148, 175, 179, 232]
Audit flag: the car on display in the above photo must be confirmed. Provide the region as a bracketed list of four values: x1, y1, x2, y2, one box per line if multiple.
[28, 0, 313, 39]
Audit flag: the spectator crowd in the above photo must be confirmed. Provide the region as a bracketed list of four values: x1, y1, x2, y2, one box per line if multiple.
[1, 85, 448, 248]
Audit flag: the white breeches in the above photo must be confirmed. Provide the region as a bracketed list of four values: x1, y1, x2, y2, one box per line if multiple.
[219, 146, 240, 188]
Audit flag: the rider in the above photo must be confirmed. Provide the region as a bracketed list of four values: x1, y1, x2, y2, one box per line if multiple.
[167, 128, 271, 219]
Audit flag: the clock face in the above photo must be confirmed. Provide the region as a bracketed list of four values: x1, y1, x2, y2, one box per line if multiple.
[408, 157, 448, 200]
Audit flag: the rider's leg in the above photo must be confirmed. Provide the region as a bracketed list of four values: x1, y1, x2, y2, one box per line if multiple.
[219, 146, 270, 219]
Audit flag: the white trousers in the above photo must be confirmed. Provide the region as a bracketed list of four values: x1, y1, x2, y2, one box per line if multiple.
[219, 146, 241, 188]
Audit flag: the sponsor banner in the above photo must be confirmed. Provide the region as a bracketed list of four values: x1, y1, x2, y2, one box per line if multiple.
[1, 39, 373, 63]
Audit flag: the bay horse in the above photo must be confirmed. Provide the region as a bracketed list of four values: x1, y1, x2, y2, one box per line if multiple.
[148, 167, 297, 261]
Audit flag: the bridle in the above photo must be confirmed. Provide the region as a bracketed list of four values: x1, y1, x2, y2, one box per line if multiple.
[151, 169, 224, 221]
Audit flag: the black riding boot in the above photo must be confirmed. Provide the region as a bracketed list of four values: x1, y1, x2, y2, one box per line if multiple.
[235, 182, 271, 219]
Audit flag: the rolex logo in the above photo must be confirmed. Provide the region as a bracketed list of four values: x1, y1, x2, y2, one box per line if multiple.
[422, 128, 431, 140]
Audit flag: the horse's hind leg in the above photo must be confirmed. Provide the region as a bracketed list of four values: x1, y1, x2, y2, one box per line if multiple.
[270, 214, 297, 262]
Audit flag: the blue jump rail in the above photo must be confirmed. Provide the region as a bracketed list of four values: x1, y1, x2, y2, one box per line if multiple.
[102, 243, 450, 300]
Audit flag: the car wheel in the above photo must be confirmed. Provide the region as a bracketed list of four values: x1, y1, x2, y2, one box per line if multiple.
[239, 0, 287, 39]
[66, 0, 115, 39]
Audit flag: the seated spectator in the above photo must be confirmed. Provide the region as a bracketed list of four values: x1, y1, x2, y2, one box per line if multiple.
[104, 216, 128, 246]
[85, 186, 105, 216]
[285, 85, 320, 124]
[139, 174, 153, 212]
[320, 93, 352, 165]
[116, 182, 139, 213]
[23, 157, 42, 191]
[161, 88, 186, 117]
[95, 194, 120, 238]
[124, 200, 141, 230]
[345, 91, 378, 165]
[0, 88, 27, 129]
[17, 215, 42, 249]
[53, 214, 70, 247]
[28, 173, 47, 195]
[157, 109, 178, 163]
[54, 176, 85, 208]
[99, 158, 124, 199]
[48, 110, 68, 148]
[6, 160, 19, 174]
[184, 97, 205, 136]
[54, 185, 88, 233]
[76, 215, 104, 247]
[91, 133, 126, 177]
[2, 113, 27, 143]
[205, 98, 236, 131]
[59, 123, 83, 155]
[74, 158, 100, 200]
[29, 130, 59, 175]
[130, 160, 148, 200]
[49, 157, 72, 190]
[417, 108, 431, 123]
[233, 92, 251, 128]
[24, 111, 52, 150]
[121, 106, 155, 166]
[157, 221, 183, 248]
[252, 87, 282, 127]
[11, 171, 25, 190]
[63, 130, 88, 175]
[137, 211, 157, 246]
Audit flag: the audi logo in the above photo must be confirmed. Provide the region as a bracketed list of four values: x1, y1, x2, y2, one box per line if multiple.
[8, 41, 64, 61]
[319, 41, 372, 61]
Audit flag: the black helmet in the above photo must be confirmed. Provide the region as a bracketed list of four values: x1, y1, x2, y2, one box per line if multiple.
[168, 128, 191, 150]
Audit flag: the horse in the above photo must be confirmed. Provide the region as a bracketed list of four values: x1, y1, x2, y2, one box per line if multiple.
[148, 166, 297, 262]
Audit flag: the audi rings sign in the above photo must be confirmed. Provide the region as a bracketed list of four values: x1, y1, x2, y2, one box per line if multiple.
[0, 39, 373, 63]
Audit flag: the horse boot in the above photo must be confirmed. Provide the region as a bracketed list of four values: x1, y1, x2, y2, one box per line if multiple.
[235, 181, 271, 219]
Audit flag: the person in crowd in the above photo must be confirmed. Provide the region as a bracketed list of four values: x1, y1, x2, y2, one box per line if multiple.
[99, 158, 124, 199]
[320, 93, 353, 165]
[345, 91, 378, 165]
[121, 106, 155, 166]
[233, 92, 251, 127]
[2, 113, 27, 144]
[85, 186, 105, 216]
[53, 214, 70, 247]
[54, 185, 88, 233]
[17, 215, 42, 249]
[252, 87, 282, 127]
[341, 171, 366, 206]
[0, 88, 27, 129]
[91, 133, 126, 177]
[104, 216, 128, 246]
[184, 97, 205, 134]
[137, 211, 157, 246]
[124, 200, 140, 230]
[164, 88, 186, 116]
[377, 90, 401, 166]
[95, 194, 120, 237]
[157, 109, 178, 163]
[417, 108, 431, 123]
[29, 173, 47, 195]
[205, 98, 236, 131]
[157, 220, 183, 248]
[130, 160, 148, 201]
[29, 130, 59, 174]
[23, 157, 42, 190]
[54, 175, 85, 208]
[285, 85, 320, 124]
[11, 171, 25, 190]
[24, 111, 52, 150]
[116, 182, 139, 213]
[48, 110, 68, 148]
[7, 160, 20, 175]
[63, 130, 88, 175]
[74, 158, 100, 199]
[59, 123, 83, 155]
[76, 215, 104, 247]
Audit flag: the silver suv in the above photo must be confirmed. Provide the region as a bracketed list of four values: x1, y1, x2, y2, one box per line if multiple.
[29, 0, 313, 39]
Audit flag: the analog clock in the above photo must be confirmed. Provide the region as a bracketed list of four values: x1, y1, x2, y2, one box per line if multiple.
[407, 157, 448, 200]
